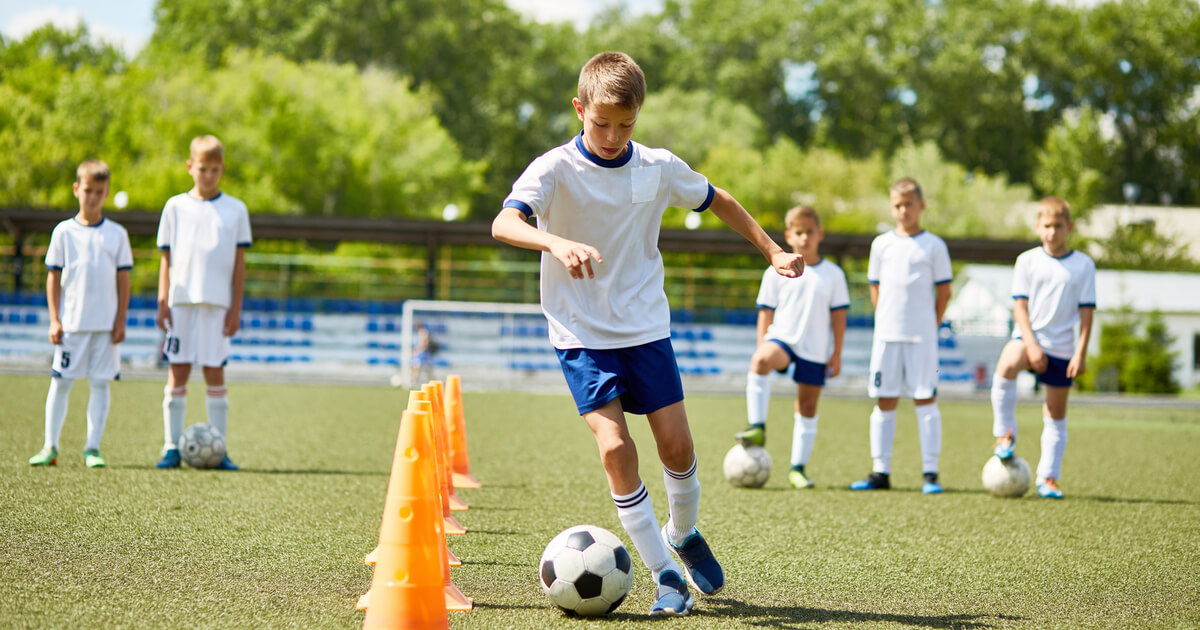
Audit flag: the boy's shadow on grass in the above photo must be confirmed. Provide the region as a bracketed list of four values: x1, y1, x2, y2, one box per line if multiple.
[934, 487, 1198, 506]
[118, 464, 386, 477]
[700, 597, 1023, 628]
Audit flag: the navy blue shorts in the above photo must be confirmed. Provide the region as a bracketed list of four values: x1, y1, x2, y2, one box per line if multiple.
[556, 338, 685, 415]
[1034, 355, 1073, 387]
[768, 339, 827, 386]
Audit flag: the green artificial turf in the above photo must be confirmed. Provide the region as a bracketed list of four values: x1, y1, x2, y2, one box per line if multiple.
[1, 373, 1198, 629]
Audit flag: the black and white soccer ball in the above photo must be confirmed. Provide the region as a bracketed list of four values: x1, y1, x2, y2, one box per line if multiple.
[538, 525, 633, 616]
[981, 455, 1031, 497]
[179, 423, 226, 469]
[723, 444, 771, 488]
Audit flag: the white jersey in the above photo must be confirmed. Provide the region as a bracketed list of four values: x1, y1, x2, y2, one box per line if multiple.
[1011, 247, 1096, 359]
[157, 192, 252, 308]
[756, 258, 850, 363]
[503, 133, 714, 349]
[45, 217, 133, 333]
[867, 230, 953, 343]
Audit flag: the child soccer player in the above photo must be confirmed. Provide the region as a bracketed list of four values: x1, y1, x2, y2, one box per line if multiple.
[851, 177, 952, 494]
[154, 135, 251, 470]
[29, 160, 132, 468]
[492, 52, 804, 617]
[990, 197, 1094, 499]
[734, 205, 849, 490]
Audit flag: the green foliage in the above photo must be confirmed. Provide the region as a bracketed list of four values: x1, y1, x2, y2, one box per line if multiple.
[1093, 220, 1198, 271]
[1033, 107, 1115, 219]
[1080, 308, 1181, 394]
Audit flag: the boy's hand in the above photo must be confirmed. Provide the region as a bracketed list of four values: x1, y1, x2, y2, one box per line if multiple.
[1024, 342, 1047, 373]
[224, 308, 241, 337]
[549, 239, 603, 279]
[157, 300, 172, 332]
[1067, 354, 1086, 378]
[111, 320, 126, 344]
[827, 353, 842, 378]
[771, 251, 805, 278]
[48, 320, 63, 345]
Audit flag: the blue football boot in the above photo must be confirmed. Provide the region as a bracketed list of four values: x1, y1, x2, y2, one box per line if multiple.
[662, 525, 724, 596]
[649, 570, 693, 617]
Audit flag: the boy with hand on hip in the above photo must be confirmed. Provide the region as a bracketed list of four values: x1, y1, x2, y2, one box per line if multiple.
[492, 52, 804, 617]
[735, 205, 849, 490]
[851, 177, 952, 494]
[990, 197, 1095, 499]
[155, 135, 251, 470]
[29, 160, 132, 468]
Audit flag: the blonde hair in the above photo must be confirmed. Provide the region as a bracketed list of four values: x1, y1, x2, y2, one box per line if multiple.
[889, 177, 923, 200]
[785, 205, 821, 229]
[1037, 196, 1072, 222]
[75, 160, 110, 184]
[190, 135, 225, 162]
[577, 52, 646, 110]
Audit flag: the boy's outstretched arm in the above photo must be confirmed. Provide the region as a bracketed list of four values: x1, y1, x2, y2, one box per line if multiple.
[492, 207, 603, 279]
[156, 250, 172, 332]
[708, 187, 804, 277]
[1067, 307, 1094, 378]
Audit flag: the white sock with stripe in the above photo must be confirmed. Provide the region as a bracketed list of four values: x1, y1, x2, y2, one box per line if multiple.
[663, 456, 700, 545]
[613, 482, 681, 582]
[163, 385, 186, 450]
[206, 386, 229, 439]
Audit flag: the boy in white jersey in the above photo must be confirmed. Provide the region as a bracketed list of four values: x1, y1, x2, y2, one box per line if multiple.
[154, 135, 251, 470]
[851, 177, 953, 494]
[29, 160, 132, 468]
[990, 197, 1095, 499]
[492, 52, 804, 617]
[734, 205, 849, 490]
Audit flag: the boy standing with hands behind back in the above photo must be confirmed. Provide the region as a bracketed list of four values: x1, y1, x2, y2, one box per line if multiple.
[155, 135, 251, 470]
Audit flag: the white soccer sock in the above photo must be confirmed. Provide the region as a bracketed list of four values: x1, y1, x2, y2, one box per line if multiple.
[869, 406, 896, 474]
[991, 376, 1018, 440]
[791, 413, 818, 467]
[663, 456, 700, 545]
[745, 371, 771, 426]
[613, 483, 681, 581]
[84, 379, 110, 452]
[1037, 417, 1068, 482]
[163, 385, 186, 450]
[44, 377, 74, 450]
[206, 386, 229, 439]
[916, 402, 942, 474]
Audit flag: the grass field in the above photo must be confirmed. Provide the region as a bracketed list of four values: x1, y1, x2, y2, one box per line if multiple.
[2, 373, 1198, 629]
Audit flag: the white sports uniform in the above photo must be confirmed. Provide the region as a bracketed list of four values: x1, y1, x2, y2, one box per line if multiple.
[1010, 248, 1096, 359]
[866, 230, 952, 399]
[45, 217, 133, 380]
[156, 192, 252, 366]
[756, 259, 850, 364]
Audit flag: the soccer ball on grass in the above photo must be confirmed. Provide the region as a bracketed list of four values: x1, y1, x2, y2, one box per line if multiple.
[539, 525, 633, 616]
[981, 455, 1031, 497]
[723, 444, 771, 488]
[179, 423, 227, 469]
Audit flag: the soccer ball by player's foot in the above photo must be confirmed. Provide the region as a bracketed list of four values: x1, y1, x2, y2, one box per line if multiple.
[850, 471, 890, 490]
[29, 446, 57, 466]
[83, 449, 107, 468]
[788, 466, 814, 489]
[649, 570, 694, 617]
[661, 525, 724, 595]
[156, 448, 181, 469]
[734, 424, 765, 447]
[922, 472, 943, 494]
[993, 431, 1015, 460]
[1037, 478, 1064, 499]
[216, 455, 239, 471]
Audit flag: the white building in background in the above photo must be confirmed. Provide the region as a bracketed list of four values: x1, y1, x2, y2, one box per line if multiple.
[947, 264, 1200, 390]
[1079, 204, 1200, 260]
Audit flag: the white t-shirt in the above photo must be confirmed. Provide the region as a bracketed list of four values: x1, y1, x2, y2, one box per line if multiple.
[756, 258, 850, 363]
[503, 133, 714, 349]
[157, 192, 252, 308]
[45, 217, 133, 333]
[867, 230, 953, 343]
[1011, 247, 1097, 359]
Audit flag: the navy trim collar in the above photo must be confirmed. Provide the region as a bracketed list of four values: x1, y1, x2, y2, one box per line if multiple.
[574, 132, 634, 168]
[1042, 247, 1074, 260]
[72, 217, 105, 228]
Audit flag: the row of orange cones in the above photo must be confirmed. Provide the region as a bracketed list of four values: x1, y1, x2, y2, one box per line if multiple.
[358, 375, 480, 629]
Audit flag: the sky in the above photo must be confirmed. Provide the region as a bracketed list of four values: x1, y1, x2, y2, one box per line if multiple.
[0, 0, 664, 57]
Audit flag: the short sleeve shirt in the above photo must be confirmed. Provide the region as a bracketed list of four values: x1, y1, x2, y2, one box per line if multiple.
[157, 192, 252, 308]
[867, 230, 953, 343]
[1011, 247, 1097, 359]
[756, 259, 850, 363]
[45, 217, 133, 332]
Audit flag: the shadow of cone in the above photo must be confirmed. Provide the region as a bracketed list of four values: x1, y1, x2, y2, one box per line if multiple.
[428, 382, 468, 511]
[444, 375, 481, 489]
[359, 407, 448, 630]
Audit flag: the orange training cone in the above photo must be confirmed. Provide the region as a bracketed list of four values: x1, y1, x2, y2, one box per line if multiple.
[428, 382, 467, 511]
[365, 541, 461, 569]
[411, 391, 466, 535]
[444, 375, 481, 489]
[359, 407, 448, 629]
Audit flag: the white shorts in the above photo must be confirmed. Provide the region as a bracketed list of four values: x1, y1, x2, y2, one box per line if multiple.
[52, 331, 120, 381]
[867, 337, 939, 399]
[164, 305, 230, 367]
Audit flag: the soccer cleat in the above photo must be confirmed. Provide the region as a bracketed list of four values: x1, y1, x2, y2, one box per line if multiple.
[83, 449, 107, 468]
[29, 447, 58, 466]
[922, 472, 943, 494]
[850, 471, 890, 490]
[215, 455, 239, 471]
[1037, 479, 1064, 499]
[734, 424, 765, 447]
[993, 431, 1015, 460]
[788, 467, 814, 489]
[662, 525, 724, 596]
[649, 570, 693, 617]
[155, 448, 181, 469]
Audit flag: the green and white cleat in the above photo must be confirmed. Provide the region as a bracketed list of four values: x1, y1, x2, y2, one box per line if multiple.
[29, 447, 58, 466]
[788, 467, 814, 489]
[734, 424, 765, 447]
[84, 449, 107, 468]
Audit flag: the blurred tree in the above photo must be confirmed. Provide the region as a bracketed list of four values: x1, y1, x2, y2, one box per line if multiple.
[1092, 220, 1197, 271]
[1080, 308, 1180, 394]
[1033, 106, 1115, 220]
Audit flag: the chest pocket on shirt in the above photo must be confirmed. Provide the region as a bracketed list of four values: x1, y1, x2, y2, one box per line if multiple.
[631, 166, 661, 204]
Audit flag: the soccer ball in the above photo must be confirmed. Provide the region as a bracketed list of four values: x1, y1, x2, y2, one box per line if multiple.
[179, 423, 227, 469]
[538, 525, 633, 616]
[981, 455, 1032, 497]
[723, 444, 771, 488]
